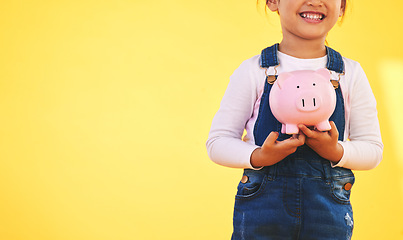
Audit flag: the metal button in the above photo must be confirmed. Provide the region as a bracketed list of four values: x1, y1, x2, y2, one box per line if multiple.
[331, 80, 340, 89]
[241, 175, 248, 184]
[267, 75, 276, 84]
[343, 182, 352, 191]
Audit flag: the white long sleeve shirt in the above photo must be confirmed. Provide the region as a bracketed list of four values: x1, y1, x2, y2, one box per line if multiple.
[206, 51, 383, 170]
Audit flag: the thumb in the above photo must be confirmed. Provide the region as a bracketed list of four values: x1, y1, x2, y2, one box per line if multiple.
[329, 121, 339, 138]
[262, 131, 279, 147]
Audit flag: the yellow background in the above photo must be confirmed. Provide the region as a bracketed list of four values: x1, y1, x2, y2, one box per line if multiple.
[0, 0, 402, 239]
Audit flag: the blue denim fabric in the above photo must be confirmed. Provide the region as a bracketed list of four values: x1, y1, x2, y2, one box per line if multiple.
[232, 44, 354, 240]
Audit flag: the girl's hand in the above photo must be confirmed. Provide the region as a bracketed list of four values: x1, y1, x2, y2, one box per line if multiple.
[298, 121, 344, 164]
[250, 131, 305, 168]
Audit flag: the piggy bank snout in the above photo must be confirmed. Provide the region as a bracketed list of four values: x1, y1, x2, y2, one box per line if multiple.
[295, 92, 321, 112]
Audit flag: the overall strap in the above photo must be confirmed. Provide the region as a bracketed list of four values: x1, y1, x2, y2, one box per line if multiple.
[326, 46, 344, 74]
[260, 43, 280, 68]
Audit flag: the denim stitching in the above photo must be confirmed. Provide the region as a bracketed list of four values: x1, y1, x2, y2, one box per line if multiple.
[235, 174, 269, 201]
[326, 46, 344, 73]
[282, 178, 302, 218]
[260, 43, 279, 68]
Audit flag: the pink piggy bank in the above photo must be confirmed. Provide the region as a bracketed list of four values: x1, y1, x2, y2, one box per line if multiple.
[269, 68, 336, 134]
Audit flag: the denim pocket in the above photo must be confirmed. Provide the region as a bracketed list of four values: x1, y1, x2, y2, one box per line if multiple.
[331, 175, 355, 204]
[235, 169, 267, 200]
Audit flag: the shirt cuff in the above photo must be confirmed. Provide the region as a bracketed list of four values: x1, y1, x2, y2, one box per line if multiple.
[330, 141, 348, 168]
[247, 146, 264, 170]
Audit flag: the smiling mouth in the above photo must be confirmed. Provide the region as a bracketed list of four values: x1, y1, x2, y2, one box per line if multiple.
[300, 12, 325, 20]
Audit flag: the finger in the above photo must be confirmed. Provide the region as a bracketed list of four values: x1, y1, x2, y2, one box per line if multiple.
[296, 132, 306, 143]
[291, 133, 306, 146]
[263, 131, 279, 146]
[328, 121, 339, 138]
[298, 124, 315, 138]
[286, 133, 305, 146]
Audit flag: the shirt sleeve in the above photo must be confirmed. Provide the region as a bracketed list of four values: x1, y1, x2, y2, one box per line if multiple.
[206, 59, 261, 169]
[333, 63, 383, 170]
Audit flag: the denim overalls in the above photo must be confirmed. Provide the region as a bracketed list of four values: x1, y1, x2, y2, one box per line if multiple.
[232, 44, 355, 240]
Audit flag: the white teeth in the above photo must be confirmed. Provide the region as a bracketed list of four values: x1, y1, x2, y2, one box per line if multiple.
[301, 13, 324, 20]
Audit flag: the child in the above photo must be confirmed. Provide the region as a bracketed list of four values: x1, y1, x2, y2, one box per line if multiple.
[206, 0, 383, 239]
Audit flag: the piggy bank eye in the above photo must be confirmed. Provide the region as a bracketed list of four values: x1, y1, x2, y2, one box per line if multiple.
[297, 86, 300, 88]
[313, 83, 316, 86]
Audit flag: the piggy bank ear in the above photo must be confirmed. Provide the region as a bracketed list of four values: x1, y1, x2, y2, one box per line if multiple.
[315, 68, 331, 80]
[276, 72, 293, 89]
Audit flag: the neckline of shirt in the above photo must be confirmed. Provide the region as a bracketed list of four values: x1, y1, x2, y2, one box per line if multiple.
[278, 51, 327, 63]
[277, 51, 327, 72]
